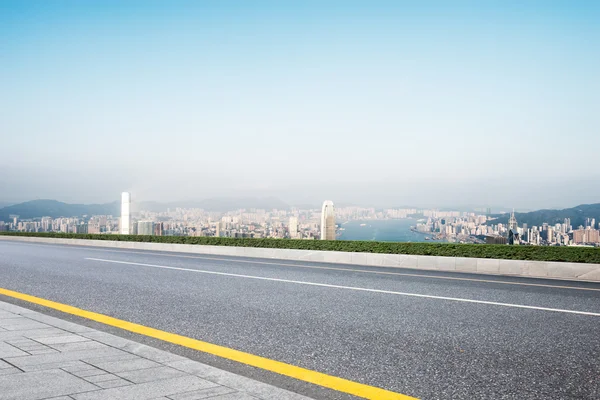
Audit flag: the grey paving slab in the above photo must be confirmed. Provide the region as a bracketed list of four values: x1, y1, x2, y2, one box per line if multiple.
[0, 341, 29, 357]
[0, 319, 50, 331]
[87, 357, 161, 373]
[72, 368, 110, 378]
[4, 347, 126, 367]
[0, 328, 73, 340]
[0, 369, 97, 400]
[93, 378, 133, 389]
[167, 386, 238, 400]
[83, 373, 120, 383]
[115, 365, 188, 383]
[167, 360, 310, 400]
[47, 340, 108, 353]
[23, 313, 96, 334]
[71, 375, 219, 400]
[0, 367, 22, 376]
[35, 334, 91, 345]
[208, 394, 258, 400]
[120, 341, 189, 364]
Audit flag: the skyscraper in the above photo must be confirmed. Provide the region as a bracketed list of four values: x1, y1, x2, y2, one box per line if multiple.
[320, 200, 336, 240]
[137, 221, 154, 235]
[289, 216, 298, 239]
[120, 192, 131, 235]
[508, 209, 518, 232]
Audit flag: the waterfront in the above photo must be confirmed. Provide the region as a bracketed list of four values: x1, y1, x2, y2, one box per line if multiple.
[338, 219, 443, 242]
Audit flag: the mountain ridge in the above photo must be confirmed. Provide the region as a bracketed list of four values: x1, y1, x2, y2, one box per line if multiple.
[0, 197, 290, 221]
[488, 203, 600, 229]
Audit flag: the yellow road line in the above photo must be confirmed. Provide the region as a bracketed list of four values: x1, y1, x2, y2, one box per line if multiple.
[0, 287, 417, 400]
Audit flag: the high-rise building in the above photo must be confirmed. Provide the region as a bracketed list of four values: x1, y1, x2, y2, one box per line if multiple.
[320, 200, 336, 240]
[508, 209, 518, 233]
[154, 222, 163, 236]
[137, 221, 154, 235]
[120, 192, 131, 234]
[289, 217, 298, 239]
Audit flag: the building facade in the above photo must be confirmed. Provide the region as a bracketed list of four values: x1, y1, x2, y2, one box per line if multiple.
[289, 216, 298, 239]
[320, 200, 336, 240]
[120, 192, 131, 234]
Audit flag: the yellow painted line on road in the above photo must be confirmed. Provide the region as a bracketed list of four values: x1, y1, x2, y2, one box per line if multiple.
[0, 287, 417, 400]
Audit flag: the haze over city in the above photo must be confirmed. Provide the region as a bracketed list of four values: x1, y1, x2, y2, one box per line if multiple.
[1, 1, 599, 209]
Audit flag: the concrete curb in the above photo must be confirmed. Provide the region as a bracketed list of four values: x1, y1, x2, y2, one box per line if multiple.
[2, 235, 600, 282]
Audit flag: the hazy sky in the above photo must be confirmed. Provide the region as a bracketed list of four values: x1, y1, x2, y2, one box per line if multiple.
[1, 1, 599, 209]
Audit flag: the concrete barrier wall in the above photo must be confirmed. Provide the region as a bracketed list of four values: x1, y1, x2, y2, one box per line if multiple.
[2, 235, 600, 282]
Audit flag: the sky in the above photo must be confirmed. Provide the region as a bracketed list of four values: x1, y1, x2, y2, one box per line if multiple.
[1, 1, 599, 209]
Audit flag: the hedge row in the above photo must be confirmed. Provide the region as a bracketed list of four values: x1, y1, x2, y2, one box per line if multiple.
[2, 232, 599, 264]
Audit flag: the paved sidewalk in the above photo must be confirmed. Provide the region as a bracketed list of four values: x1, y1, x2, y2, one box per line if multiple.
[0, 300, 311, 400]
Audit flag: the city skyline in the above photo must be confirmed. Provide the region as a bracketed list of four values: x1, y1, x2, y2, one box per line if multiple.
[1, 2, 599, 209]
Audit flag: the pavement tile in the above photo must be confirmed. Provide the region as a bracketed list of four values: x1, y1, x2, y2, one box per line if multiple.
[35, 334, 91, 345]
[0, 341, 29, 357]
[21, 361, 85, 372]
[23, 313, 96, 334]
[0, 302, 38, 314]
[83, 373, 120, 383]
[0, 369, 97, 400]
[0, 311, 18, 318]
[94, 378, 133, 389]
[81, 352, 140, 364]
[79, 331, 137, 348]
[72, 368, 108, 378]
[28, 348, 60, 355]
[121, 342, 188, 364]
[115, 366, 187, 383]
[208, 394, 258, 400]
[72, 375, 219, 400]
[167, 386, 238, 400]
[88, 357, 161, 373]
[0, 367, 22, 376]
[5, 347, 126, 367]
[167, 360, 309, 400]
[0, 319, 50, 331]
[49, 341, 109, 353]
[0, 328, 72, 341]
[61, 363, 99, 373]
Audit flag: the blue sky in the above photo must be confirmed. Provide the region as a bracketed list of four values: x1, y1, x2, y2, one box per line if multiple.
[1, 1, 599, 208]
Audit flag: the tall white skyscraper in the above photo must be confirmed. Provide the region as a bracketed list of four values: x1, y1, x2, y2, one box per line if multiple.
[289, 216, 298, 239]
[320, 200, 336, 240]
[120, 192, 131, 235]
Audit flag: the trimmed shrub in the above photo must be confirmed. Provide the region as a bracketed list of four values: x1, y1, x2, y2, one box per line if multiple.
[1, 232, 599, 264]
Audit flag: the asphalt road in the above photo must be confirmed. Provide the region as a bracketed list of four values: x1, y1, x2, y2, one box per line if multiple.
[1, 240, 599, 399]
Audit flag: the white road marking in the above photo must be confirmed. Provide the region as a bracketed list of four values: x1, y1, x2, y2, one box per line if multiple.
[85, 257, 600, 317]
[4, 240, 600, 292]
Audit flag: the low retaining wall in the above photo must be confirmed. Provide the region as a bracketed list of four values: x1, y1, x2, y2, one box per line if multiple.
[2, 236, 600, 282]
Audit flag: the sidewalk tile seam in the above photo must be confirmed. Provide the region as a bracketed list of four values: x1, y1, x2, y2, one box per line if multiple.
[0, 356, 25, 372]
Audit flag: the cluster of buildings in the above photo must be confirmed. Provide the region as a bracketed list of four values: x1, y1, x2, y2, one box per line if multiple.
[3, 192, 599, 247]
[484, 213, 599, 246]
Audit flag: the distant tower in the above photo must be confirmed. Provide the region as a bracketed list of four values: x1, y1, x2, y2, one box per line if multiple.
[120, 192, 131, 234]
[289, 216, 299, 239]
[508, 208, 518, 233]
[320, 201, 336, 240]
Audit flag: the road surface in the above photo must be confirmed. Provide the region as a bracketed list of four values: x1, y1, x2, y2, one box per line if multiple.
[1, 240, 599, 399]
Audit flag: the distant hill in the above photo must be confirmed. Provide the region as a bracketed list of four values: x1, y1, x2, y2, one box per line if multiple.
[0, 197, 290, 221]
[488, 203, 600, 228]
[0, 200, 119, 222]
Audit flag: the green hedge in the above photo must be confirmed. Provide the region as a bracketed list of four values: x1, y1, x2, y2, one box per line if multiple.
[2, 232, 599, 264]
